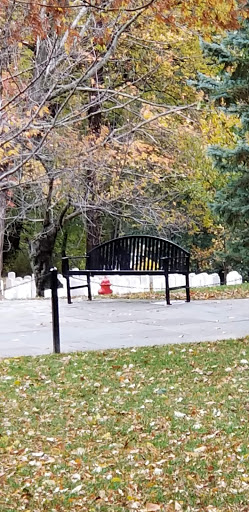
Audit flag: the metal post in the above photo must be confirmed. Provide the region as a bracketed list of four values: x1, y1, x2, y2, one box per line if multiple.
[186, 255, 191, 302]
[87, 273, 92, 301]
[163, 257, 171, 305]
[50, 267, 60, 353]
[62, 256, 72, 304]
[165, 271, 171, 305]
[186, 273, 190, 302]
[66, 275, 72, 304]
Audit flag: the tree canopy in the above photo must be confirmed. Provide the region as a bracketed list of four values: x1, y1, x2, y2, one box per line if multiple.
[1, 0, 248, 293]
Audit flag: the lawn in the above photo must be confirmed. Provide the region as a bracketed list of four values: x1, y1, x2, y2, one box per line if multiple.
[0, 339, 249, 511]
[111, 283, 249, 302]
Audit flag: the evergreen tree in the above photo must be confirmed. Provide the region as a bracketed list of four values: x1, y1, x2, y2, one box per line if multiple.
[194, 5, 249, 277]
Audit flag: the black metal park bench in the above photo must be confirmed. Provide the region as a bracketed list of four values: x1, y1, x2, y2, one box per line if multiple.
[62, 235, 190, 305]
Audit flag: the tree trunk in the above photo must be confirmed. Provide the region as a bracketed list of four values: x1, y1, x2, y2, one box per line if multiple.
[0, 18, 8, 293]
[29, 225, 58, 297]
[85, 63, 104, 253]
[0, 191, 6, 287]
[86, 209, 102, 253]
[218, 268, 227, 286]
[3, 219, 23, 265]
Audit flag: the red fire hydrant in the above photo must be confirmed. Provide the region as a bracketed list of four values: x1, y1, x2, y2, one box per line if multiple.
[98, 278, 113, 295]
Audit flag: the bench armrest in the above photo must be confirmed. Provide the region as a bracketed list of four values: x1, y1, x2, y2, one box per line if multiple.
[62, 255, 88, 277]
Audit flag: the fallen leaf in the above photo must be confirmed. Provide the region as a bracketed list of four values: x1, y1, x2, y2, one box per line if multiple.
[71, 484, 82, 494]
[174, 411, 186, 418]
[194, 445, 207, 453]
[145, 504, 161, 511]
[175, 502, 183, 512]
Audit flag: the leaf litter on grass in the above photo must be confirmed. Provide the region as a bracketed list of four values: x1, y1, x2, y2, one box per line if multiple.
[0, 338, 249, 511]
[109, 283, 249, 302]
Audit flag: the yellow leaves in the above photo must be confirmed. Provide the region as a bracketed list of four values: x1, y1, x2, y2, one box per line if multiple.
[0, 139, 21, 166]
[25, 128, 41, 138]
[111, 476, 122, 483]
[21, 159, 45, 183]
[74, 458, 82, 465]
[241, 476, 249, 482]
[38, 106, 49, 118]
[102, 432, 111, 440]
[148, 0, 243, 37]
[5, 149, 18, 157]
[201, 108, 241, 148]
[26, 105, 49, 120]
[142, 108, 154, 121]
[0, 145, 19, 160]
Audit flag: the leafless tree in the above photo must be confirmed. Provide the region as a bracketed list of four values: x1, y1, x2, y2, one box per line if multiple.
[0, 0, 197, 295]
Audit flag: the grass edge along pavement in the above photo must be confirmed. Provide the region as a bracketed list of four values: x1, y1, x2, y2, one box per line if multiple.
[1, 338, 249, 511]
[108, 282, 249, 302]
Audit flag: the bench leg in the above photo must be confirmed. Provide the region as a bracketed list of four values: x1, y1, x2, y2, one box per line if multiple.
[87, 274, 92, 301]
[66, 276, 72, 304]
[165, 272, 171, 305]
[186, 273, 190, 302]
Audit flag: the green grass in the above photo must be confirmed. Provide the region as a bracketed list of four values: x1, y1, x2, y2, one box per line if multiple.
[1, 339, 249, 511]
[109, 282, 249, 301]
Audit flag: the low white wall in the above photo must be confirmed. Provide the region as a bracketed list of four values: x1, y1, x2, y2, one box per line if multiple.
[0, 269, 243, 300]
[2, 273, 36, 300]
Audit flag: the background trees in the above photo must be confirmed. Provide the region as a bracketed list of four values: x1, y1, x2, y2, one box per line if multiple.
[194, 11, 249, 278]
[1, 0, 247, 294]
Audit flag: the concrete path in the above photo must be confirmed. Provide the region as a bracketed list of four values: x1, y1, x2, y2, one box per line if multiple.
[0, 298, 249, 358]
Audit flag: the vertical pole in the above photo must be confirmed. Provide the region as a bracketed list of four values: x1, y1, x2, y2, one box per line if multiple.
[66, 275, 72, 305]
[165, 272, 171, 305]
[87, 273, 92, 301]
[163, 257, 171, 305]
[50, 267, 60, 354]
[186, 255, 190, 303]
[62, 256, 72, 304]
[186, 273, 190, 302]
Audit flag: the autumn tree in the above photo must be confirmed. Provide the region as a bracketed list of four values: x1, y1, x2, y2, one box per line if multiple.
[1, 0, 166, 293]
[0, 0, 247, 295]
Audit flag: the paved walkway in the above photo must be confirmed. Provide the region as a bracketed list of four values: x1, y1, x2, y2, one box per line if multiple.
[1, 297, 249, 357]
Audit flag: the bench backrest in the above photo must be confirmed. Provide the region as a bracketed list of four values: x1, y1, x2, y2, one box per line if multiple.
[86, 235, 189, 273]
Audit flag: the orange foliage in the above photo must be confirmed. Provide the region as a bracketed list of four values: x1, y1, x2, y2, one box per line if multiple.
[0, 0, 248, 47]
